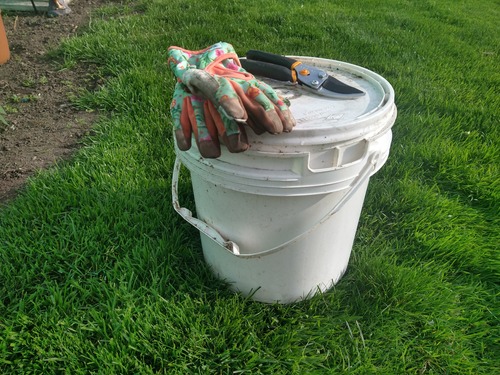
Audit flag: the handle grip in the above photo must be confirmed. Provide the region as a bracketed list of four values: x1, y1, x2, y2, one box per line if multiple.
[241, 59, 294, 82]
[246, 50, 298, 69]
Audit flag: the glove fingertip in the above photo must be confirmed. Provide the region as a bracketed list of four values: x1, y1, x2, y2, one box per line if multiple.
[265, 110, 284, 134]
[282, 110, 296, 133]
[246, 116, 266, 135]
[198, 140, 221, 158]
[222, 133, 249, 153]
[175, 129, 191, 151]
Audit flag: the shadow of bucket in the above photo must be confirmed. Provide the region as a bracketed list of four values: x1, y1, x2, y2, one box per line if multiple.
[173, 57, 397, 304]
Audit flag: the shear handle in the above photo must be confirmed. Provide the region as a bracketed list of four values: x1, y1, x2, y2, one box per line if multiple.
[240, 59, 294, 82]
[246, 50, 298, 70]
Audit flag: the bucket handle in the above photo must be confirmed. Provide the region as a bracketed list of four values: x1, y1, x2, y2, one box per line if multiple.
[172, 157, 242, 255]
[172, 152, 379, 258]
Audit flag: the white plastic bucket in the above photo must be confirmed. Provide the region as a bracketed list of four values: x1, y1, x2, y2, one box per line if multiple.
[172, 57, 397, 303]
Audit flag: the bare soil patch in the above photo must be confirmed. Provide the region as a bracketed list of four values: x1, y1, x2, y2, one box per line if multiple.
[0, 1, 107, 202]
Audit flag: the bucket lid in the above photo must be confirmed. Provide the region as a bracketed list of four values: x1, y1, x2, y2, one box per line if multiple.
[176, 57, 396, 196]
[243, 56, 396, 153]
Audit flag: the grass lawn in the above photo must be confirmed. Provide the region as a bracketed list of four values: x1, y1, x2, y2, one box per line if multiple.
[1, 0, 499, 373]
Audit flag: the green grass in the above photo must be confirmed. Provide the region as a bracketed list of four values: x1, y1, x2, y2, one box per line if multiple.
[1, 0, 499, 373]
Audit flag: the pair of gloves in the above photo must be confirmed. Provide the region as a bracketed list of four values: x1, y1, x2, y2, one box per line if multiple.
[167, 42, 296, 158]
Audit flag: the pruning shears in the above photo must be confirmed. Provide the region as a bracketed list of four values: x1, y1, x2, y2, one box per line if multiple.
[241, 50, 365, 99]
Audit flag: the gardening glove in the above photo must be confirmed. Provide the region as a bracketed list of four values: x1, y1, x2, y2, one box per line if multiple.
[167, 42, 295, 158]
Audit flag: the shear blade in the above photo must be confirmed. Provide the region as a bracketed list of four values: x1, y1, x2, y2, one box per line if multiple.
[320, 76, 365, 98]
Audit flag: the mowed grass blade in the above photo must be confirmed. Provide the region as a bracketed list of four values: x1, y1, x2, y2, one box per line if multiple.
[1, 0, 499, 373]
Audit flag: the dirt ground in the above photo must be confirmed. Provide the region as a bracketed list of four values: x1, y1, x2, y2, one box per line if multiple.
[0, 1, 107, 203]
